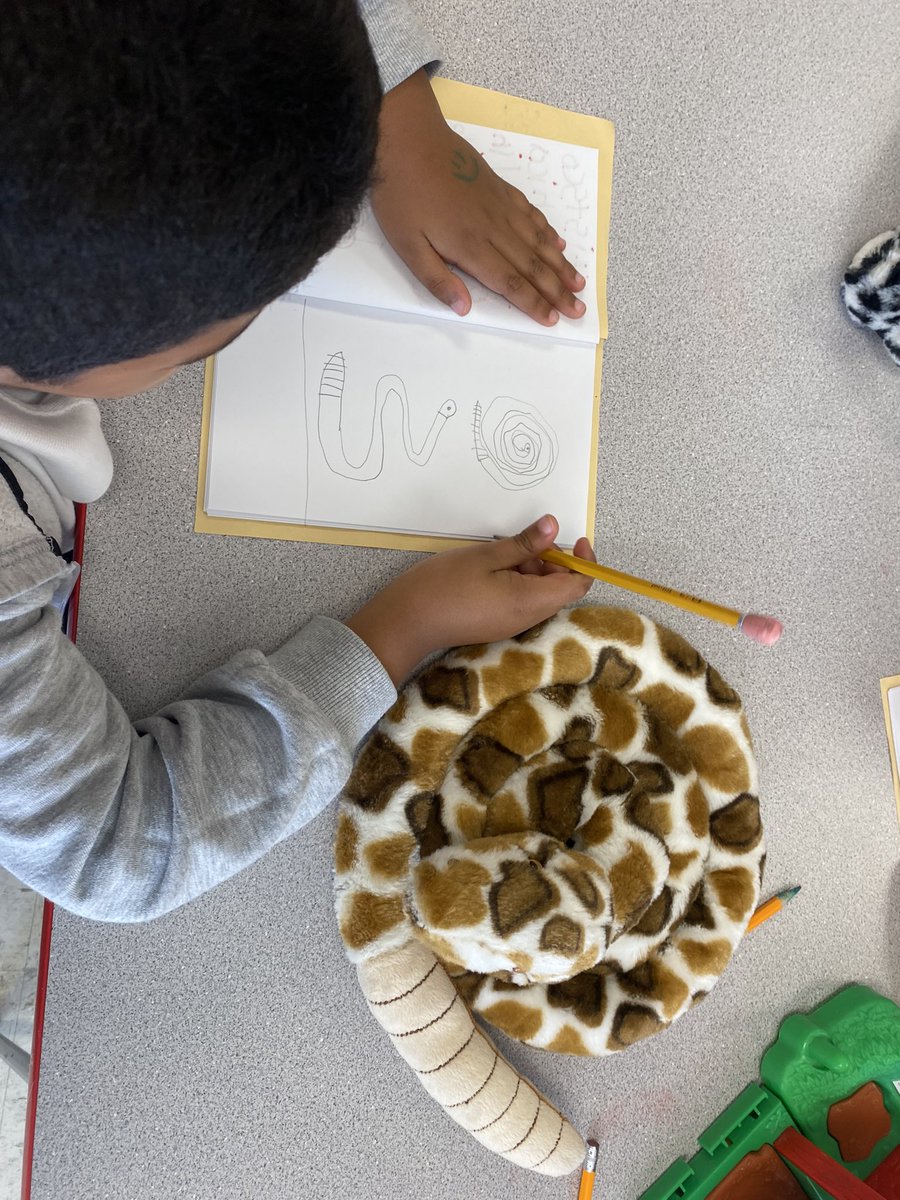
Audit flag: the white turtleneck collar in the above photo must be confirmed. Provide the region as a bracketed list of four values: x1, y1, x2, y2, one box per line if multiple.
[0, 386, 114, 549]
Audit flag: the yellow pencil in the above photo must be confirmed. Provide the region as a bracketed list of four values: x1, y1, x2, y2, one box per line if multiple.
[577, 1140, 598, 1200]
[539, 547, 783, 646]
[747, 886, 801, 932]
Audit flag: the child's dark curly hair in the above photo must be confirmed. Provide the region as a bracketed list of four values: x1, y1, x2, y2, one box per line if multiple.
[0, 0, 381, 381]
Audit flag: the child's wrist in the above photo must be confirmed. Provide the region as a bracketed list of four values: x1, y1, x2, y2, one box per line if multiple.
[344, 604, 435, 688]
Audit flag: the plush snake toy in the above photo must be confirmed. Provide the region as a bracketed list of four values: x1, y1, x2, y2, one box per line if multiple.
[841, 229, 900, 364]
[334, 606, 764, 1176]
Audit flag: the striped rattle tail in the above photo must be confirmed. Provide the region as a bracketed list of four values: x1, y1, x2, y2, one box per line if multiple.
[357, 939, 585, 1177]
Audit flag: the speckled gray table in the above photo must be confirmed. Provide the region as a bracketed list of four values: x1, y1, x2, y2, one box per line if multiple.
[30, 2, 900, 1198]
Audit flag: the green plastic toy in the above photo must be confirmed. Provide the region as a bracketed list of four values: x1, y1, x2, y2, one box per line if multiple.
[639, 986, 900, 1200]
[761, 985, 900, 1184]
[640, 1083, 830, 1200]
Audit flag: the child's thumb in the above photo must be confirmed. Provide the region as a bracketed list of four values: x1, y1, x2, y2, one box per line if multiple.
[491, 514, 559, 569]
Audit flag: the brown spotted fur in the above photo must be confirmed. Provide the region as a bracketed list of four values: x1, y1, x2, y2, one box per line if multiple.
[334, 607, 763, 1171]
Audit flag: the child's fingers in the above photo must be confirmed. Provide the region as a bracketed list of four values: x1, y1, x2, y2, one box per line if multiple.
[572, 536, 596, 564]
[537, 535, 593, 574]
[516, 534, 596, 577]
[514, 203, 585, 294]
[490, 514, 559, 571]
[490, 228, 585, 320]
[530, 541, 568, 576]
[499, 184, 585, 304]
[455, 242, 560, 326]
[492, 520, 596, 577]
[516, 558, 550, 577]
[514, 562, 593, 624]
[401, 234, 473, 316]
[504, 182, 535, 214]
[567, 537, 596, 596]
[549, 538, 594, 593]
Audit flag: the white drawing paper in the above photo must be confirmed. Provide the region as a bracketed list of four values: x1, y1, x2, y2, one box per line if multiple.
[291, 121, 601, 345]
[889, 687, 900, 767]
[205, 297, 597, 545]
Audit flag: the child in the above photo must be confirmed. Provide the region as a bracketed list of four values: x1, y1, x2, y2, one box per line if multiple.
[0, 0, 593, 921]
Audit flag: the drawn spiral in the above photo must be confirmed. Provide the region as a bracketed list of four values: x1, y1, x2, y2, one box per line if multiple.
[473, 396, 558, 490]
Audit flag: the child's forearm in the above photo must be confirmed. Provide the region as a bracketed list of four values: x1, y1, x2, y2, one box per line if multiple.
[0, 563, 395, 922]
[0, 509, 589, 922]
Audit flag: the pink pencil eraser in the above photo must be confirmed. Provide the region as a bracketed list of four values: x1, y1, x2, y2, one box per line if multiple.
[741, 613, 784, 646]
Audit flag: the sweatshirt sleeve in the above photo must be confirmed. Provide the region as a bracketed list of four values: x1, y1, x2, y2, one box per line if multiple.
[0, 510, 396, 923]
[358, 0, 442, 92]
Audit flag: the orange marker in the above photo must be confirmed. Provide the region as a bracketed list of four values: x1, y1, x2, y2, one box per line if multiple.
[747, 885, 801, 932]
[578, 1139, 598, 1200]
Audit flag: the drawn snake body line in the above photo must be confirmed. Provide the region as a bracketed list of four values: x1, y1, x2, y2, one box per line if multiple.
[473, 396, 559, 490]
[318, 351, 457, 481]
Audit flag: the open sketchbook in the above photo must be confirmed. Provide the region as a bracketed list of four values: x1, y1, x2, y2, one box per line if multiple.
[197, 79, 614, 551]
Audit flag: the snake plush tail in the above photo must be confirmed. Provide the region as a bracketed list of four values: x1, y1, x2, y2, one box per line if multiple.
[335, 606, 764, 1174]
[357, 939, 584, 1175]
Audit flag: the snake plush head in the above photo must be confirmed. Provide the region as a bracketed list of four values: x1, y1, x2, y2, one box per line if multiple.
[409, 831, 613, 985]
[334, 607, 764, 1176]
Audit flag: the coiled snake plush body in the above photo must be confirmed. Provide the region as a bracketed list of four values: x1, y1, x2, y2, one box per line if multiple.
[334, 607, 764, 1175]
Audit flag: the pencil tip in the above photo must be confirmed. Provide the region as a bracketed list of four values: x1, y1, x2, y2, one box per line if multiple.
[780, 885, 801, 902]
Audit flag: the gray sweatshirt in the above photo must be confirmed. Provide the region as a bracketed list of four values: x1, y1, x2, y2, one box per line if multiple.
[0, 0, 439, 922]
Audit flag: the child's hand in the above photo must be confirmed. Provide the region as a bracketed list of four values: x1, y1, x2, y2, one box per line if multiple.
[345, 515, 594, 685]
[371, 70, 586, 328]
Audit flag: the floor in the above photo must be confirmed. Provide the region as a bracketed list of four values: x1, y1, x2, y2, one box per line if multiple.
[0, 869, 41, 1200]
[24, 1, 900, 1197]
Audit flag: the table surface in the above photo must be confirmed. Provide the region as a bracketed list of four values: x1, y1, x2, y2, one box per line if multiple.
[31, 2, 900, 1198]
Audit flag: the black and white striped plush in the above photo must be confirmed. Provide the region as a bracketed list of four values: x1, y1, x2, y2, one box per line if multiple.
[841, 229, 900, 365]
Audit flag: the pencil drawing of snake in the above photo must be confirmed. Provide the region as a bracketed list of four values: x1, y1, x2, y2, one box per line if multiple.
[318, 351, 457, 481]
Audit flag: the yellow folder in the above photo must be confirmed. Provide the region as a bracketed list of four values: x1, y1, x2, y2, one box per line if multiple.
[195, 78, 614, 553]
